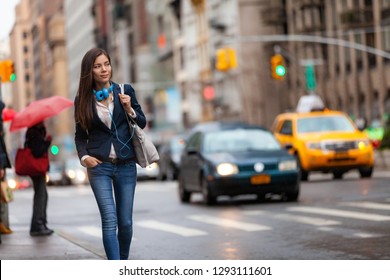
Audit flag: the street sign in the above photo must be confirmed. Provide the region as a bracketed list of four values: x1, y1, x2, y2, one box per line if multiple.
[305, 65, 316, 91]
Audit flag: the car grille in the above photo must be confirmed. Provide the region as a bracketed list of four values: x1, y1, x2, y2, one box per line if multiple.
[323, 141, 356, 151]
[240, 163, 277, 172]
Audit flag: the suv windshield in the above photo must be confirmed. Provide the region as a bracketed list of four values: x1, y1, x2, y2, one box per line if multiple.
[297, 115, 355, 133]
[204, 128, 281, 153]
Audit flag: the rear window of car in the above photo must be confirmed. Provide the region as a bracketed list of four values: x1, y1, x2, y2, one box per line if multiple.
[203, 128, 281, 153]
[297, 115, 356, 133]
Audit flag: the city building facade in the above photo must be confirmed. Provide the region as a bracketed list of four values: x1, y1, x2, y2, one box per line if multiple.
[284, 0, 390, 127]
[10, 0, 71, 159]
[6, 0, 390, 159]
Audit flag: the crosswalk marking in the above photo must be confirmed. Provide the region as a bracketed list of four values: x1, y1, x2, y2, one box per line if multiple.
[243, 210, 341, 226]
[340, 201, 390, 211]
[287, 206, 390, 221]
[136, 220, 208, 237]
[78, 226, 102, 238]
[189, 215, 272, 231]
[317, 227, 383, 238]
[353, 232, 382, 238]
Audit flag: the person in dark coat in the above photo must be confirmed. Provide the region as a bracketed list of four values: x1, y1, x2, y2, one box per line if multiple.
[24, 121, 53, 236]
[0, 101, 12, 238]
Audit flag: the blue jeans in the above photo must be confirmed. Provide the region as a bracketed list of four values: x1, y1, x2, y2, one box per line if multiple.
[87, 161, 137, 260]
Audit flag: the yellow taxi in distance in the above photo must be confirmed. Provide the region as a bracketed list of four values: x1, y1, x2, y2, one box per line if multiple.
[272, 109, 374, 180]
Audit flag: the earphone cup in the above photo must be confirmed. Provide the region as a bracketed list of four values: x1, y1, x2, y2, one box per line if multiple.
[93, 86, 111, 101]
[94, 89, 109, 101]
[102, 88, 109, 99]
[95, 91, 104, 101]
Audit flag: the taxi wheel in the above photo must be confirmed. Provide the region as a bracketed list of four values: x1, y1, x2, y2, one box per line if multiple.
[178, 175, 191, 203]
[359, 166, 373, 178]
[297, 156, 309, 181]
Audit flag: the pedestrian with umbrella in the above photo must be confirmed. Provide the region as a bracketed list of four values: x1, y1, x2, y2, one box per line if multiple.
[10, 96, 73, 236]
[24, 122, 53, 236]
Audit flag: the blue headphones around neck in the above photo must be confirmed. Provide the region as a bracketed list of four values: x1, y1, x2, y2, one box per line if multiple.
[93, 84, 114, 101]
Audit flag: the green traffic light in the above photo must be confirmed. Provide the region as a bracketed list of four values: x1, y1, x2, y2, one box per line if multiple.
[10, 73, 16, 82]
[50, 145, 59, 155]
[275, 65, 286, 76]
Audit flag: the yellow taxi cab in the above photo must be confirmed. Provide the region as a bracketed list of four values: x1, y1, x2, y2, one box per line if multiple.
[271, 97, 374, 181]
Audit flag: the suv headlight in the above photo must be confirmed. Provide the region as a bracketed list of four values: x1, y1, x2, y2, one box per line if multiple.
[279, 160, 297, 171]
[357, 139, 370, 150]
[216, 163, 238, 176]
[306, 142, 321, 150]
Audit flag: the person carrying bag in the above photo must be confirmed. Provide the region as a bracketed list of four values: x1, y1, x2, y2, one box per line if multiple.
[24, 122, 54, 236]
[74, 47, 147, 260]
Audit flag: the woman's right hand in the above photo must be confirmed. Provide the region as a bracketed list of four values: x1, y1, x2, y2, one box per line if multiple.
[83, 156, 102, 168]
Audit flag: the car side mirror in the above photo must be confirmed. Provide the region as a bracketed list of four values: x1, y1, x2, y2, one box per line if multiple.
[284, 144, 293, 150]
[186, 148, 198, 155]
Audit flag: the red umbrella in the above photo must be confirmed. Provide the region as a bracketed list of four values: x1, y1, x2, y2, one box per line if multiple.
[10, 96, 73, 132]
[2, 108, 17, 122]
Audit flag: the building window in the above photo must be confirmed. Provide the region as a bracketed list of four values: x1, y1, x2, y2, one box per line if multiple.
[366, 33, 376, 68]
[382, 26, 390, 52]
[128, 33, 134, 56]
[383, 0, 390, 8]
[180, 47, 184, 70]
[385, 89, 390, 113]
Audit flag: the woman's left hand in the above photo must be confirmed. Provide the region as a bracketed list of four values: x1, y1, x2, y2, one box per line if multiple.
[119, 93, 132, 113]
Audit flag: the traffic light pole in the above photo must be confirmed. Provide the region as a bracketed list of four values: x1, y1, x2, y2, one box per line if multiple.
[224, 34, 390, 60]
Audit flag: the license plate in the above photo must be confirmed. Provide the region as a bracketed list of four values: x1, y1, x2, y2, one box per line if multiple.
[251, 174, 270, 185]
[334, 151, 349, 159]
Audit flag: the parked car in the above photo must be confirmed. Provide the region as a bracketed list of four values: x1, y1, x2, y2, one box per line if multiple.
[6, 168, 31, 190]
[178, 122, 300, 205]
[136, 162, 159, 180]
[46, 161, 67, 186]
[64, 157, 88, 185]
[157, 135, 186, 181]
[272, 108, 374, 180]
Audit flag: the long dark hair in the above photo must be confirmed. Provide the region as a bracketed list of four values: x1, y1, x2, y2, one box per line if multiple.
[74, 48, 113, 130]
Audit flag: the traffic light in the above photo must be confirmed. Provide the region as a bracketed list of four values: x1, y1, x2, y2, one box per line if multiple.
[0, 60, 16, 83]
[270, 54, 286, 80]
[215, 47, 237, 71]
[9, 61, 16, 82]
[50, 145, 59, 155]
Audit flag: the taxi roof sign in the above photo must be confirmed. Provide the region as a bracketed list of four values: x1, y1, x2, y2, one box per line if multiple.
[296, 95, 325, 113]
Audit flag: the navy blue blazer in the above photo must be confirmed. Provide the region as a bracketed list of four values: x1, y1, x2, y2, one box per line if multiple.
[75, 82, 147, 161]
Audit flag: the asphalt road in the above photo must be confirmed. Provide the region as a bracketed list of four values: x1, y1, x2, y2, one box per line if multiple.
[8, 170, 390, 260]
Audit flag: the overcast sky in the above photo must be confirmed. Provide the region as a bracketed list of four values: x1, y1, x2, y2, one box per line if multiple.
[0, 0, 19, 41]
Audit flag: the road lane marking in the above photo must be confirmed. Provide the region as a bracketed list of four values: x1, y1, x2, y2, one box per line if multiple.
[287, 206, 390, 221]
[188, 215, 271, 231]
[340, 201, 390, 211]
[353, 232, 382, 238]
[317, 227, 383, 238]
[136, 220, 208, 237]
[78, 226, 102, 238]
[243, 210, 341, 226]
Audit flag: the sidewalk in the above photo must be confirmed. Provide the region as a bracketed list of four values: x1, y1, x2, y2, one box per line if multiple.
[0, 228, 103, 260]
[374, 149, 390, 170]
